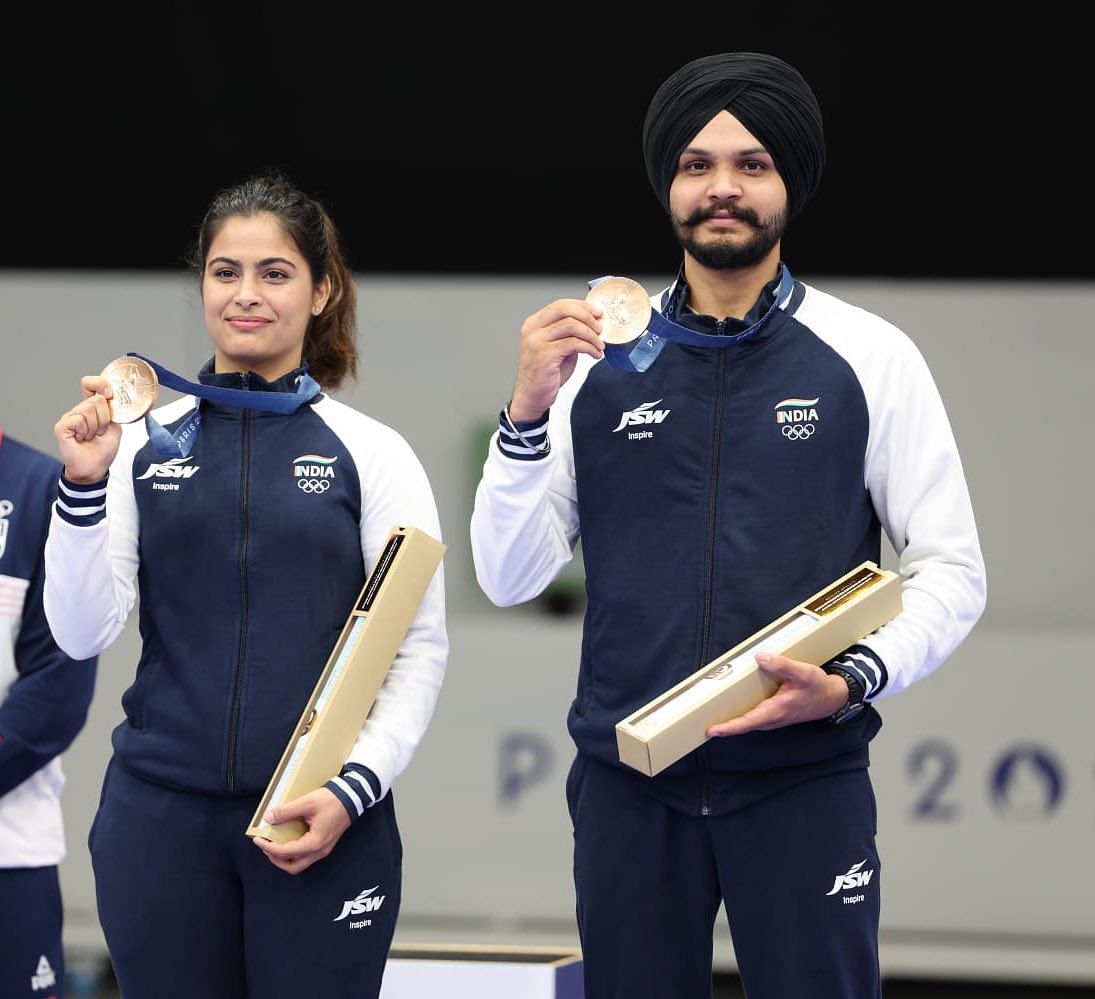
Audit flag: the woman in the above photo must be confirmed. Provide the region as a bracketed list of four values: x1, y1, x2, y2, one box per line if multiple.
[44, 175, 447, 998]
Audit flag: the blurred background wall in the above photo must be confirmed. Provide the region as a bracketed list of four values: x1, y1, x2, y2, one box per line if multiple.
[1, 9, 1091, 989]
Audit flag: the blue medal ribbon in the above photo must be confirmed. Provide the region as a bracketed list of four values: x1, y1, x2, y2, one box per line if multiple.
[126, 352, 322, 458]
[588, 264, 796, 373]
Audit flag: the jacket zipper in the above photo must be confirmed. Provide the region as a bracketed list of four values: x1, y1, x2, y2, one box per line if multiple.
[697, 351, 727, 817]
[227, 390, 252, 792]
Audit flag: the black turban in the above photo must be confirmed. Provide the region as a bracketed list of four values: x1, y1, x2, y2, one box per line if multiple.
[642, 52, 825, 220]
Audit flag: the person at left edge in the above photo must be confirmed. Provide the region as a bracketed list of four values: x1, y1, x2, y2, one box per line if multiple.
[42, 174, 448, 999]
[1, 430, 98, 999]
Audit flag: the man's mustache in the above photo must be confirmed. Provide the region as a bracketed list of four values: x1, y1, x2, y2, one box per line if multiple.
[678, 205, 765, 228]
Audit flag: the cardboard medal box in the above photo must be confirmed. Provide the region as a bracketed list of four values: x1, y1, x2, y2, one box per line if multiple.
[246, 525, 446, 843]
[615, 561, 902, 777]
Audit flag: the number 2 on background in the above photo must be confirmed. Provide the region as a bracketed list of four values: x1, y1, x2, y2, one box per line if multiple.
[907, 739, 960, 820]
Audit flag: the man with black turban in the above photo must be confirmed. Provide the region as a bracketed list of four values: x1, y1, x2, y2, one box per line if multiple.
[471, 51, 985, 998]
[643, 51, 825, 223]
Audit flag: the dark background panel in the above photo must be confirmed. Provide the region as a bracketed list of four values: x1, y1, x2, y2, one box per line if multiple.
[1, 10, 1087, 277]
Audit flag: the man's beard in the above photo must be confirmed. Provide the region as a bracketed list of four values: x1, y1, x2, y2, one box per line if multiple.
[672, 203, 787, 269]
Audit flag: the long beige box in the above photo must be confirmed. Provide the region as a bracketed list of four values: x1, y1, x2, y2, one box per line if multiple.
[616, 561, 901, 777]
[246, 525, 446, 843]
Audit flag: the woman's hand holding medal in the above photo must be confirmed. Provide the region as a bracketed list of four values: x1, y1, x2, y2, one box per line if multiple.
[53, 356, 158, 483]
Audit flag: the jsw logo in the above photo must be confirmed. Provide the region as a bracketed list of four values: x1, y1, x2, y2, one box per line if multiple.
[136, 458, 200, 480]
[333, 886, 386, 921]
[825, 860, 875, 896]
[612, 400, 671, 433]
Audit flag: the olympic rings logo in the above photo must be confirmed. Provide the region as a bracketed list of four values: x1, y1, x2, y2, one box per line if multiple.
[297, 479, 331, 494]
[781, 424, 816, 441]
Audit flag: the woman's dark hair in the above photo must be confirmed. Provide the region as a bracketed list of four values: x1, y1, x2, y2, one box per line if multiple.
[189, 174, 358, 389]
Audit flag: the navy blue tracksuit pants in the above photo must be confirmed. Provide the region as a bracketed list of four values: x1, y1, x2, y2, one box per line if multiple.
[0, 867, 64, 998]
[567, 754, 882, 999]
[88, 759, 402, 999]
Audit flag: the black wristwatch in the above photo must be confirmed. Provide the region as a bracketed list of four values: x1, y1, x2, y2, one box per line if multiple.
[823, 664, 866, 725]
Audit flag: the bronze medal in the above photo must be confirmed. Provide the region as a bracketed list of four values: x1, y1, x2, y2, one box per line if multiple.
[585, 276, 652, 345]
[99, 356, 159, 424]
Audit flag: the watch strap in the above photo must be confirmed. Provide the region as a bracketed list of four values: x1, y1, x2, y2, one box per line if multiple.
[823, 663, 866, 725]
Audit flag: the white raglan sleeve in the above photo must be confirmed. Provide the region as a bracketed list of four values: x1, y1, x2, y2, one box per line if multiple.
[43, 427, 144, 661]
[854, 329, 987, 699]
[469, 359, 589, 607]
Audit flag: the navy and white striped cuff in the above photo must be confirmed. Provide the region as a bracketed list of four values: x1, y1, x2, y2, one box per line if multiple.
[827, 644, 887, 700]
[325, 764, 383, 822]
[56, 474, 109, 526]
[496, 408, 550, 461]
